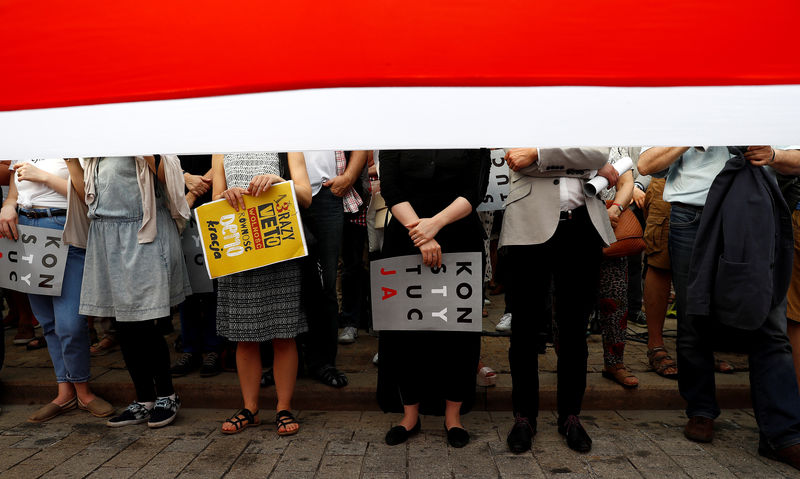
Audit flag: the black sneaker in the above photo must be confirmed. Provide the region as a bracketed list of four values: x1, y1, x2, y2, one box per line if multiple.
[106, 402, 150, 427]
[199, 352, 221, 378]
[148, 395, 180, 428]
[170, 353, 200, 377]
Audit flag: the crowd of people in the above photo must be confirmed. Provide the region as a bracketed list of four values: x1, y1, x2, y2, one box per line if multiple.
[1, 146, 800, 471]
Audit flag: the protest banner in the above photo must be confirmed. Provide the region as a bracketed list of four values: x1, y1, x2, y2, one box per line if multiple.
[477, 149, 510, 211]
[194, 180, 308, 279]
[181, 214, 214, 293]
[370, 252, 482, 332]
[0, 224, 68, 296]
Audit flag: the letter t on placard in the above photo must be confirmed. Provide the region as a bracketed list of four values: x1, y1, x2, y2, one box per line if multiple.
[431, 286, 447, 297]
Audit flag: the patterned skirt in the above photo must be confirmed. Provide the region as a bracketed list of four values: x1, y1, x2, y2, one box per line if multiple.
[216, 259, 307, 342]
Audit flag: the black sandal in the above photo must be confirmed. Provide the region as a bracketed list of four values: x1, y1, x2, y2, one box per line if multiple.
[221, 408, 260, 435]
[315, 364, 348, 388]
[276, 410, 300, 436]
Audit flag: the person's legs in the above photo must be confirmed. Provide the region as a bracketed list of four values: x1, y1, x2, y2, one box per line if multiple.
[669, 205, 719, 421]
[645, 266, 672, 349]
[304, 188, 344, 372]
[340, 220, 367, 330]
[748, 299, 800, 451]
[552, 212, 602, 423]
[222, 342, 262, 432]
[508, 244, 551, 421]
[272, 338, 299, 433]
[598, 258, 628, 369]
[788, 321, 800, 389]
[117, 321, 158, 403]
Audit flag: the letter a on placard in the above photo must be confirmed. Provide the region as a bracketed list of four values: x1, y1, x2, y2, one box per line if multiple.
[381, 287, 397, 300]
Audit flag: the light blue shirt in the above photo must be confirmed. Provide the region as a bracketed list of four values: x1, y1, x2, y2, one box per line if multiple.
[641, 147, 731, 206]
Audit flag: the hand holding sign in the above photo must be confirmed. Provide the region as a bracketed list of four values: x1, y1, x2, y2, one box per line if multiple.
[248, 174, 284, 197]
[221, 187, 247, 211]
[0, 205, 18, 240]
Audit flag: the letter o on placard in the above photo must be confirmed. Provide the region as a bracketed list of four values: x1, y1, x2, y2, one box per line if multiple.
[457, 283, 472, 299]
[194, 254, 204, 266]
[226, 245, 244, 257]
[407, 309, 423, 320]
[42, 254, 58, 268]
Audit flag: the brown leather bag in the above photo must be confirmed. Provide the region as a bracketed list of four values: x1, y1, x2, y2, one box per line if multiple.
[603, 200, 646, 258]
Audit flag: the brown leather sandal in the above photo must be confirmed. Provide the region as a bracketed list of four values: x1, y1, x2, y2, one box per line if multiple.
[602, 364, 639, 388]
[647, 347, 679, 379]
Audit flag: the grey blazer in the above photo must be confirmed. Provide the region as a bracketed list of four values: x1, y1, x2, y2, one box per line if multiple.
[499, 147, 616, 247]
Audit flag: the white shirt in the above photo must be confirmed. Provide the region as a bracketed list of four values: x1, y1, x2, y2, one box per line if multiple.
[13, 159, 68, 209]
[560, 177, 585, 211]
[303, 151, 337, 197]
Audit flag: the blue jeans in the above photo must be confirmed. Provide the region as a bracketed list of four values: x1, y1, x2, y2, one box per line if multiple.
[670, 204, 800, 449]
[18, 210, 91, 383]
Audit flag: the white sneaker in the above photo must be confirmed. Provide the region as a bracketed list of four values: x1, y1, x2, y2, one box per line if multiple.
[338, 326, 358, 344]
[496, 313, 512, 332]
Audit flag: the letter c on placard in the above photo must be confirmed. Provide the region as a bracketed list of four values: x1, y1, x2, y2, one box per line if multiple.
[407, 309, 423, 320]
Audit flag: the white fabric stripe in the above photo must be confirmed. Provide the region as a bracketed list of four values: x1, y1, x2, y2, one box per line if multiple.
[0, 85, 798, 159]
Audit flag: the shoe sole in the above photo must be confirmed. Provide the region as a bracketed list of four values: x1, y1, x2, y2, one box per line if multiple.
[683, 430, 713, 443]
[106, 418, 148, 427]
[338, 338, 356, 344]
[13, 338, 34, 345]
[147, 413, 178, 428]
[495, 327, 511, 332]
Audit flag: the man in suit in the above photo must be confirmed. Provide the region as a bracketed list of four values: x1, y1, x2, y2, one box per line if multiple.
[501, 147, 617, 453]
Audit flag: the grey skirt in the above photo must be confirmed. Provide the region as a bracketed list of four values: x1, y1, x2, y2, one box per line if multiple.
[80, 207, 191, 321]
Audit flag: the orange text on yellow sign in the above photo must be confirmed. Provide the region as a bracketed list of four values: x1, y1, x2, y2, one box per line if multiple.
[194, 181, 307, 279]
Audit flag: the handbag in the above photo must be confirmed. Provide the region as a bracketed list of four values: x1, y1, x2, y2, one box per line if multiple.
[603, 200, 645, 258]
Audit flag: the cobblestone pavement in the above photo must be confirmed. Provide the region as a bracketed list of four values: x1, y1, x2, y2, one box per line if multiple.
[0, 406, 798, 478]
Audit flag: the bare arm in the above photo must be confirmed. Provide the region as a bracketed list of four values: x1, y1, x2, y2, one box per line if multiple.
[0, 180, 19, 240]
[0, 161, 12, 186]
[211, 154, 228, 200]
[288, 152, 312, 208]
[638, 147, 690, 176]
[12, 161, 69, 198]
[745, 147, 800, 175]
[64, 158, 85, 198]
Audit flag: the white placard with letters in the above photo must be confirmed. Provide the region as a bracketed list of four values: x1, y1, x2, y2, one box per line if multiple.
[181, 214, 214, 294]
[0, 224, 68, 296]
[477, 149, 510, 211]
[370, 252, 482, 332]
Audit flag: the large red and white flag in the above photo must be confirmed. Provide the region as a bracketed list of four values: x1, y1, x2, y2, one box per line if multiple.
[1, 0, 798, 158]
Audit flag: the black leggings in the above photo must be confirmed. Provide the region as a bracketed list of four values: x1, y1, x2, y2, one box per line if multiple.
[117, 320, 174, 402]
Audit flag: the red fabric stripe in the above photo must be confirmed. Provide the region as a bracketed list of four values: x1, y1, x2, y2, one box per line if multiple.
[2, 0, 799, 111]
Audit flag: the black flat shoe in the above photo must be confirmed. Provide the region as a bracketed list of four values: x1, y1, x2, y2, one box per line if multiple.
[558, 415, 592, 453]
[385, 419, 421, 446]
[507, 414, 536, 453]
[445, 425, 470, 448]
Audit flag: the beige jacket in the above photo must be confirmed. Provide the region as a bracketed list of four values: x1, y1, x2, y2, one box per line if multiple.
[63, 155, 189, 247]
[499, 147, 617, 247]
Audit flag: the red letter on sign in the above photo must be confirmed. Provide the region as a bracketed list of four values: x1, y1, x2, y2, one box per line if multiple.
[381, 287, 397, 300]
[380, 268, 396, 275]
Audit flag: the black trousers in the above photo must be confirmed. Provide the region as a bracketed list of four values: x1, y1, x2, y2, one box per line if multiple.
[340, 221, 368, 329]
[507, 207, 603, 421]
[117, 319, 174, 402]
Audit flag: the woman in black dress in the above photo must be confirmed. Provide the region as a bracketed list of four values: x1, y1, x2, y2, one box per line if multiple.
[377, 149, 490, 448]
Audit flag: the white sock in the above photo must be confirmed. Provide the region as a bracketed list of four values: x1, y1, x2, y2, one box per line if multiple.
[140, 401, 155, 410]
[156, 393, 177, 401]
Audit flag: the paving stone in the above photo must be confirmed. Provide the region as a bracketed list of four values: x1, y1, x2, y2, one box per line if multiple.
[0, 447, 42, 471]
[84, 466, 139, 479]
[325, 439, 368, 455]
[268, 471, 315, 479]
[164, 438, 212, 453]
[271, 438, 326, 473]
[588, 456, 643, 478]
[38, 447, 122, 479]
[135, 451, 197, 478]
[178, 437, 249, 478]
[408, 454, 452, 479]
[671, 454, 737, 478]
[244, 438, 289, 455]
[316, 455, 364, 479]
[3, 439, 88, 478]
[362, 442, 407, 473]
[223, 453, 280, 478]
[104, 437, 173, 469]
[494, 454, 546, 478]
[449, 442, 499, 476]
[0, 435, 23, 448]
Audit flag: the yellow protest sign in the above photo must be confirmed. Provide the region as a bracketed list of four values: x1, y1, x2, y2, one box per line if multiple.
[194, 180, 308, 278]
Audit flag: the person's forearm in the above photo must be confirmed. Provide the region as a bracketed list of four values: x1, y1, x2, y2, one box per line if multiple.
[64, 159, 85, 198]
[638, 147, 689, 176]
[771, 149, 800, 176]
[44, 174, 69, 198]
[343, 151, 367, 185]
[613, 172, 634, 208]
[390, 202, 420, 228]
[2, 181, 19, 209]
[432, 197, 472, 229]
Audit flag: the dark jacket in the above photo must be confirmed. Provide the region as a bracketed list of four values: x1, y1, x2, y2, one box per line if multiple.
[687, 155, 793, 330]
